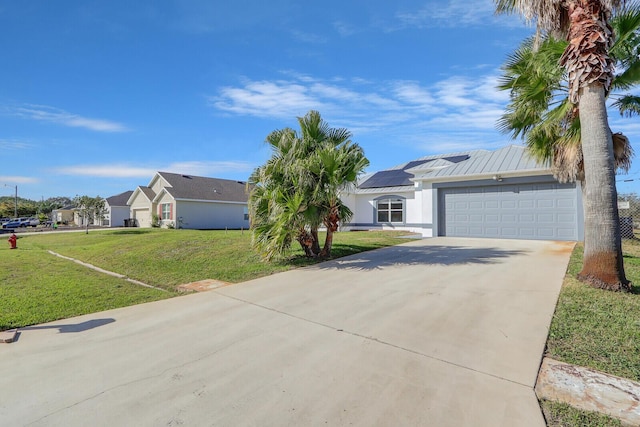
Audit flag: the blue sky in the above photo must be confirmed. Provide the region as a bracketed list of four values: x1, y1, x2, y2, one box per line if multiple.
[2, 0, 639, 201]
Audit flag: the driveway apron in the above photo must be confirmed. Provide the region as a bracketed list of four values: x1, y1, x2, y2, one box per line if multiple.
[0, 237, 572, 426]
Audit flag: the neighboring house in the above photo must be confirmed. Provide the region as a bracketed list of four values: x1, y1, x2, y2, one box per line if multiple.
[127, 172, 250, 229]
[341, 145, 583, 241]
[52, 206, 75, 224]
[104, 190, 133, 227]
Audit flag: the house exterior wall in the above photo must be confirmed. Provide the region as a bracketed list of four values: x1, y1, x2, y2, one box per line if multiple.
[150, 176, 170, 195]
[341, 175, 583, 240]
[129, 193, 154, 228]
[175, 200, 249, 229]
[53, 209, 74, 224]
[107, 206, 130, 227]
[342, 188, 430, 236]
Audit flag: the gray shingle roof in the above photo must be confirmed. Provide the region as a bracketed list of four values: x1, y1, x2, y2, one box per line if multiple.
[139, 186, 156, 201]
[158, 172, 249, 203]
[106, 190, 134, 207]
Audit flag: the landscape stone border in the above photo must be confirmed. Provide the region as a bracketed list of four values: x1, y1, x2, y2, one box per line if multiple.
[536, 357, 640, 426]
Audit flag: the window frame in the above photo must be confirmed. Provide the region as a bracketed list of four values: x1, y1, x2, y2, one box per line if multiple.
[160, 203, 172, 220]
[375, 196, 405, 224]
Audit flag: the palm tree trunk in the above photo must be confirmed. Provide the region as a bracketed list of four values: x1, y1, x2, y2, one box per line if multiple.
[577, 84, 630, 291]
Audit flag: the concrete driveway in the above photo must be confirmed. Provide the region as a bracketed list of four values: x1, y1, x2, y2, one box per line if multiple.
[0, 237, 573, 426]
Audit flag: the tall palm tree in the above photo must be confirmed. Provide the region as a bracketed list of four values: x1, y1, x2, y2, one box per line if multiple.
[496, 0, 631, 291]
[248, 111, 368, 260]
[498, 4, 640, 183]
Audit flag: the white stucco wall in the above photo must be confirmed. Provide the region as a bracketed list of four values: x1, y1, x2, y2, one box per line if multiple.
[341, 188, 432, 236]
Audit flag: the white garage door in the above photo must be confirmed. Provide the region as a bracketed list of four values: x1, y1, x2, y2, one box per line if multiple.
[440, 182, 578, 241]
[132, 208, 150, 228]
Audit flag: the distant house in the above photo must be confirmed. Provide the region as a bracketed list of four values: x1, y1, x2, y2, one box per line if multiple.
[104, 190, 134, 227]
[127, 172, 250, 229]
[341, 145, 584, 241]
[52, 205, 75, 225]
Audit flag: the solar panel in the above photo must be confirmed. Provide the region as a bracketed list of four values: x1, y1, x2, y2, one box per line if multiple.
[359, 169, 413, 188]
[358, 155, 471, 189]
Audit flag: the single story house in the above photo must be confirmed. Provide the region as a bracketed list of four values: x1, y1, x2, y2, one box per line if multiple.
[104, 190, 133, 227]
[127, 172, 250, 229]
[341, 145, 584, 241]
[51, 206, 75, 225]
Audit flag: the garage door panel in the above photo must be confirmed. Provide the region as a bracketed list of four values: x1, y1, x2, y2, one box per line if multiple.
[441, 182, 578, 241]
[558, 213, 576, 223]
[557, 199, 576, 208]
[519, 199, 535, 209]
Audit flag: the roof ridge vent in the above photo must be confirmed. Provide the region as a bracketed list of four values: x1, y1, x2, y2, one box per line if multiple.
[182, 174, 192, 179]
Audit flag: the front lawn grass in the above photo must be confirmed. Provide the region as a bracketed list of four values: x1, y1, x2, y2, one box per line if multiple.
[540, 400, 622, 427]
[545, 240, 640, 381]
[2, 229, 413, 330]
[0, 245, 172, 331]
[541, 239, 640, 426]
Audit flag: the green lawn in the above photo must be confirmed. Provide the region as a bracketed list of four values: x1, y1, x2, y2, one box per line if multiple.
[1, 229, 413, 330]
[541, 239, 640, 426]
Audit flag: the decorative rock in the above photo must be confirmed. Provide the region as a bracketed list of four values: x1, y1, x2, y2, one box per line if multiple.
[536, 358, 640, 426]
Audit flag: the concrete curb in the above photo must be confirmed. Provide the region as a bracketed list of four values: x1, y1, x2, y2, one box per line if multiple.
[0, 329, 18, 343]
[536, 357, 640, 426]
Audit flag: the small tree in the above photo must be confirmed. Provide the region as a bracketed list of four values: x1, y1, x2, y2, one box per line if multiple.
[73, 195, 106, 233]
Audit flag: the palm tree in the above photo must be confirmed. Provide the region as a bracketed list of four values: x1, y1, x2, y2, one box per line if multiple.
[496, 0, 631, 291]
[498, 4, 640, 183]
[248, 111, 368, 260]
[308, 141, 369, 257]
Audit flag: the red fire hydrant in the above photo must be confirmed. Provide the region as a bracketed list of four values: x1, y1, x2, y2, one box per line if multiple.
[8, 233, 17, 249]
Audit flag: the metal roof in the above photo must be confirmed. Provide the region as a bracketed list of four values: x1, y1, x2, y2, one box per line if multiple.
[423, 145, 547, 179]
[356, 145, 549, 190]
[359, 153, 473, 189]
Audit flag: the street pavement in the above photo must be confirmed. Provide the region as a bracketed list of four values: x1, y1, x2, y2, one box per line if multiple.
[0, 237, 574, 426]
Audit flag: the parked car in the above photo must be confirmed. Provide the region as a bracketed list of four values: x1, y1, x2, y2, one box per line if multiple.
[21, 217, 39, 227]
[2, 219, 22, 229]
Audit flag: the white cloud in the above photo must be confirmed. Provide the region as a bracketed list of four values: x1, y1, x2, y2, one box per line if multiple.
[53, 165, 155, 178]
[394, 0, 520, 29]
[7, 104, 129, 132]
[52, 161, 253, 179]
[209, 71, 509, 151]
[0, 176, 39, 184]
[291, 30, 327, 44]
[0, 139, 32, 150]
[165, 161, 254, 176]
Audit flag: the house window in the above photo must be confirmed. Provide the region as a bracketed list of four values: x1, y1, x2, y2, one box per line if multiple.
[161, 203, 172, 220]
[243, 207, 249, 221]
[377, 198, 404, 223]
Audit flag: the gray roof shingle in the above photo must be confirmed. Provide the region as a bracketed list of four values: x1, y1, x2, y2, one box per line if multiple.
[158, 172, 249, 203]
[106, 190, 134, 207]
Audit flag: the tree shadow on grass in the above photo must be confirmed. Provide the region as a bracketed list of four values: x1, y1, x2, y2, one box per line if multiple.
[311, 244, 529, 271]
[110, 229, 153, 235]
